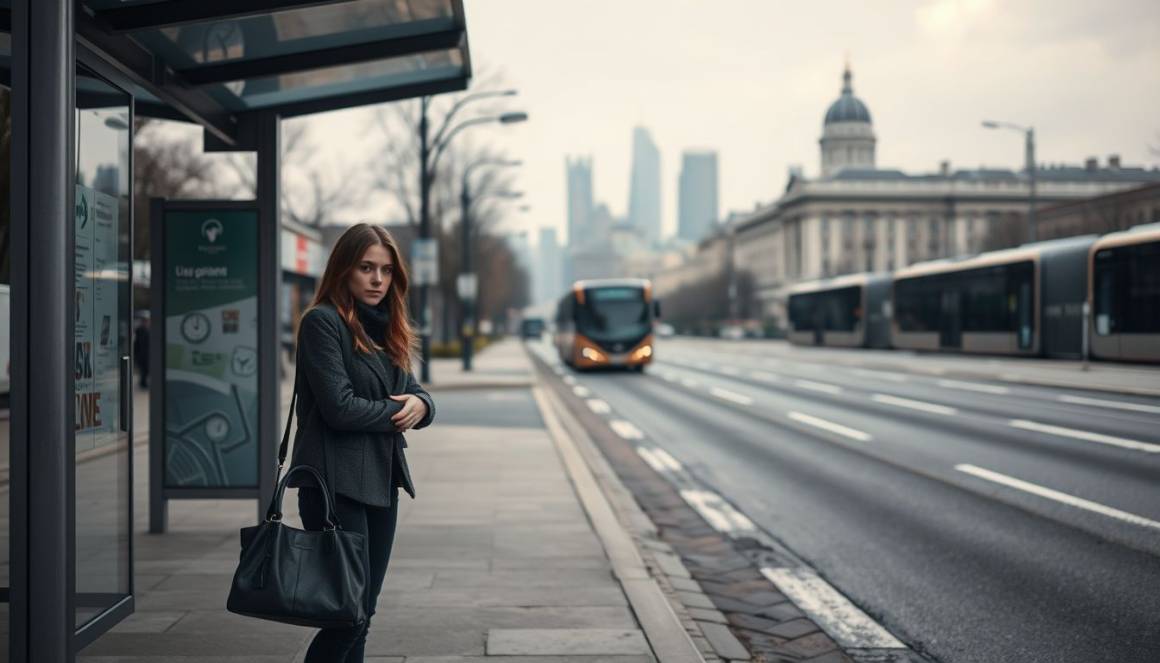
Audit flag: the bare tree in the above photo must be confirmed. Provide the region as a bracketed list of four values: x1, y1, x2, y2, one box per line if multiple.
[366, 75, 528, 338]
[224, 121, 364, 227]
[133, 118, 233, 260]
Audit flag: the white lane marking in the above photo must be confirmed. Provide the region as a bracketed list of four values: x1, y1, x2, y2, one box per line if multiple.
[1058, 395, 1160, 415]
[609, 419, 645, 440]
[562, 375, 577, 386]
[871, 393, 958, 416]
[661, 372, 679, 383]
[851, 368, 909, 382]
[1009, 419, 1160, 454]
[720, 365, 741, 376]
[794, 379, 843, 395]
[680, 489, 756, 533]
[788, 412, 872, 442]
[761, 567, 906, 649]
[955, 464, 1160, 531]
[586, 398, 611, 414]
[651, 448, 683, 471]
[680, 378, 699, 389]
[710, 387, 754, 406]
[572, 385, 591, 398]
[750, 370, 780, 382]
[637, 447, 669, 473]
[938, 379, 1010, 395]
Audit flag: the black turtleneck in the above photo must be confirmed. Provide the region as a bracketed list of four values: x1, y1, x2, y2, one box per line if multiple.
[354, 299, 391, 345]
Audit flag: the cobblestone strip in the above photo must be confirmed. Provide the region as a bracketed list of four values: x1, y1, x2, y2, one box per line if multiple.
[532, 356, 929, 663]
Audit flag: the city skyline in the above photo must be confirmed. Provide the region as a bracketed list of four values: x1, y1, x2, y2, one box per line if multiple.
[297, 0, 1159, 245]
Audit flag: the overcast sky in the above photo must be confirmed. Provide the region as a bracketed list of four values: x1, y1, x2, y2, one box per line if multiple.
[305, 0, 1160, 245]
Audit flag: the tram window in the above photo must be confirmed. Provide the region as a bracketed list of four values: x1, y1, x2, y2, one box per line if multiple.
[1094, 253, 1115, 335]
[1118, 241, 1160, 334]
[962, 268, 1007, 332]
[825, 287, 861, 332]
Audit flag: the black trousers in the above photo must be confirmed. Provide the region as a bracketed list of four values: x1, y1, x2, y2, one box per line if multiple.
[297, 485, 399, 663]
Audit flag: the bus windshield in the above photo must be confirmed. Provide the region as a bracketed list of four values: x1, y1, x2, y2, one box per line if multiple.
[576, 287, 650, 342]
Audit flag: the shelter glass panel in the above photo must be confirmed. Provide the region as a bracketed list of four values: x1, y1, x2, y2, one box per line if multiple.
[74, 64, 133, 630]
[135, 0, 455, 66]
[215, 48, 462, 110]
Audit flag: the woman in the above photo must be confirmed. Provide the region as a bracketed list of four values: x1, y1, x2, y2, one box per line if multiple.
[287, 223, 436, 662]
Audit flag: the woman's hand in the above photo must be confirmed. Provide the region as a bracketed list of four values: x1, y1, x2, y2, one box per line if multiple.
[389, 394, 428, 431]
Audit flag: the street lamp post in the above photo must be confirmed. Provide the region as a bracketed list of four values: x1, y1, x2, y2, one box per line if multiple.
[459, 159, 522, 371]
[982, 120, 1037, 243]
[415, 90, 526, 381]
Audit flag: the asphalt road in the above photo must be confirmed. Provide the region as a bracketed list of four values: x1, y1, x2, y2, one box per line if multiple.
[531, 337, 1160, 663]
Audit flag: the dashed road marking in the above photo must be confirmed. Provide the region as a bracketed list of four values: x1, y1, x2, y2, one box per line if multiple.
[749, 370, 780, 382]
[872, 393, 958, 416]
[680, 378, 699, 389]
[1010, 419, 1160, 454]
[788, 412, 872, 442]
[710, 387, 754, 406]
[651, 447, 683, 471]
[636, 446, 683, 473]
[572, 385, 591, 398]
[760, 567, 906, 649]
[680, 489, 756, 533]
[1058, 394, 1160, 415]
[851, 368, 908, 382]
[562, 375, 577, 386]
[955, 464, 1160, 531]
[609, 419, 645, 440]
[794, 380, 843, 395]
[720, 365, 741, 376]
[938, 379, 1009, 395]
[586, 398, 611, 414]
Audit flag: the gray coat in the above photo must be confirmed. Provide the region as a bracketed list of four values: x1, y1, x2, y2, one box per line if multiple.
[286, 303, 435, 507]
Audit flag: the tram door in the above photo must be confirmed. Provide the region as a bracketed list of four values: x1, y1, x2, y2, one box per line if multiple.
[940, 289, 962, 349]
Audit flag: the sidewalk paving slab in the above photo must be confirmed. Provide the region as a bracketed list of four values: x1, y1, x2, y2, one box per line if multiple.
[77, 338, 705, 662]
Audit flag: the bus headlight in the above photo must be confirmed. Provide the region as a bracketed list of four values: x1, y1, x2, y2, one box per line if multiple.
[629, 344, 652, 361]
[581, 346, 607, 362]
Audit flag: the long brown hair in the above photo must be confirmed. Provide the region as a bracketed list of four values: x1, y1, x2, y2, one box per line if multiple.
[307, 223, 418, 369]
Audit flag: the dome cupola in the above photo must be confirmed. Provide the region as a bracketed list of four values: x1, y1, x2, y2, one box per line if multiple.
[819, 62, 876, 177]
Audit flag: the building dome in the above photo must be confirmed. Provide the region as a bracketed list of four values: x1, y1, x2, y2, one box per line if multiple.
[818, 63, 876, 177]
[823, 66, 871, 125]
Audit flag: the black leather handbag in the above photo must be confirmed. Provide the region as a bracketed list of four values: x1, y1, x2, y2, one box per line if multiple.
[226, 379, 369, 628]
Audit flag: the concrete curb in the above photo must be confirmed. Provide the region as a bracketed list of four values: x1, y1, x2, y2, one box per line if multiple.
[532, 384, 707, 663]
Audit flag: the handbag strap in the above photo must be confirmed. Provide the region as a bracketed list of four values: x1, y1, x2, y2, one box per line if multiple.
[268, 355, 341, 528]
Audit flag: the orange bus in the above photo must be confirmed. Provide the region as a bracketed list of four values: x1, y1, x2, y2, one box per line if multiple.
[554, 278, 659, 372]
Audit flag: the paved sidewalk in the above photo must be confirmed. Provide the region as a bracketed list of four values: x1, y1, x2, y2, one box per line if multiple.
[426, 338, 536, 390]
[77, 338, 688, 662]
[687, 337, 1160, 397]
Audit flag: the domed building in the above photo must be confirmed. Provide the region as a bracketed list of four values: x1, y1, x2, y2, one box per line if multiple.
[819, 65, 876, 176]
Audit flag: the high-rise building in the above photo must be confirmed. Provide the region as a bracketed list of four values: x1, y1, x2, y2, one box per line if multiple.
[536, 227, 564, 305]
[627, 127, 661, 247]
[566, 156, 593, 249]
[677, 151, 719, 242]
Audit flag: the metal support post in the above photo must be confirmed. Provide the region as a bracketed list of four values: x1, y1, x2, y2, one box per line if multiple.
[1026, 128, 1037, 243]
[256, 112, 282, 524]
[460, 184, 474, 371]
[149, 198, 167, 534]
[11, 0, 76, 658]
[418, 98, 432, 382]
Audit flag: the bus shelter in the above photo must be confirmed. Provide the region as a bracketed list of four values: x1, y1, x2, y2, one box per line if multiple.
[2, 1, 472, 660]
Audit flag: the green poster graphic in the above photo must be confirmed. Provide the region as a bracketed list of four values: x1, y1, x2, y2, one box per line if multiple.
[164, 208, 259, 488]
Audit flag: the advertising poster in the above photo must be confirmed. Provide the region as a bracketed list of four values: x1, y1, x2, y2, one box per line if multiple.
[75, 184, 121, 453]
[164, 208, 259, 488]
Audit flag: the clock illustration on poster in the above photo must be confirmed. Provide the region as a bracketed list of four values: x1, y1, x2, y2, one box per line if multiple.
[180, 311, 212, 344]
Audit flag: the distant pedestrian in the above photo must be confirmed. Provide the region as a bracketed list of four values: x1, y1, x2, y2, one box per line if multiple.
[287, 223, 436, 662]
[132, 315, 150, 389]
